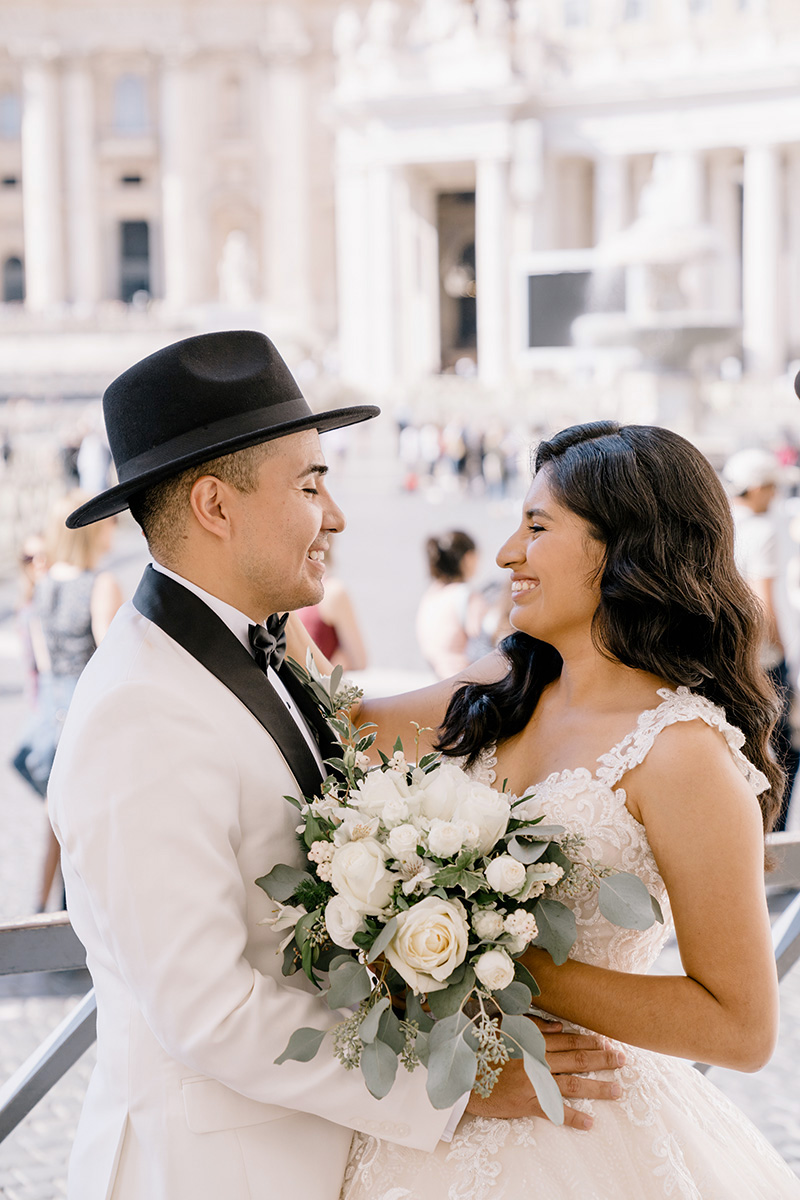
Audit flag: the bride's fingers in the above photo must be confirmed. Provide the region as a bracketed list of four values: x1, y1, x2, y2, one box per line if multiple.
[556, 1074, 623, 1102]
[561, 1104, 595, 1131]
[545, 1046, 626, 1074]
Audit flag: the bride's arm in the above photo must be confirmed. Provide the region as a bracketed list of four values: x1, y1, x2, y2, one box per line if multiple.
[522, 719, 779, 1072]
[286, 612, 507, 758]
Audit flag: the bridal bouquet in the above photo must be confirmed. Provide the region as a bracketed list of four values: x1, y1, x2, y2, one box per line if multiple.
[257, 655, 662, 1119]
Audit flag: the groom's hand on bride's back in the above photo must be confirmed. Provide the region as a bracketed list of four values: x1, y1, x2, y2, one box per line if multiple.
[465, 1018, 625, 1131]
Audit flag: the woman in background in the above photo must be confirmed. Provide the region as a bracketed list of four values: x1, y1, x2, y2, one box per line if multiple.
[13, 490, 122, 910]
[415, 529, 485, 678]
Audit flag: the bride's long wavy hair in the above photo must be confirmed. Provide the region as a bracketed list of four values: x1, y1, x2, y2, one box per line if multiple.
[436, 421, 783, 832]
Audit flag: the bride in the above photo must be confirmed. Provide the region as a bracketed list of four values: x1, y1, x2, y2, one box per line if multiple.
[291, 420, 800, 1198]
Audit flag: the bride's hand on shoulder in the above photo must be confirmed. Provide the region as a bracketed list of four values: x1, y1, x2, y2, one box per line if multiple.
[465, 1019, 624, 1130]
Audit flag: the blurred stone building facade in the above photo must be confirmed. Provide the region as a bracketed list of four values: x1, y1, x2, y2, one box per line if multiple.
[1, 0, 800, 404]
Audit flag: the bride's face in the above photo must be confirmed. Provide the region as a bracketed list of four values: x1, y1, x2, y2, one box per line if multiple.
[496, 469, 605, 646]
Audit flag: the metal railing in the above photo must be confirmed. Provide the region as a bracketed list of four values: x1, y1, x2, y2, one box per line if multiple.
[0, 833, 798, 1144]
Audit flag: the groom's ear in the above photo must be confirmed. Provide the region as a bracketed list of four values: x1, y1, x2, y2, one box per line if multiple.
[189, 475, 236, 543]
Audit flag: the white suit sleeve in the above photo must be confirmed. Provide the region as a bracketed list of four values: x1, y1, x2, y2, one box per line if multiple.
[51, 678, 456, 1152]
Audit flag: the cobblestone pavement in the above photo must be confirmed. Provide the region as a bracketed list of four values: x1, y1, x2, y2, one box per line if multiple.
[0, 457, 799, 1196]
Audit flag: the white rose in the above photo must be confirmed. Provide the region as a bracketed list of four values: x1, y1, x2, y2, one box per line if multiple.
[418, 762, 467, 821]
[381, 794, 410, 827]
[385, 895, 470, 994]
[452, 784, 511, 855]
[458, 821, 482, 851]
[352, 769, 411, 819]
[474, 948, 515, 992]
[485, 854, 528, 896]
[324, 894, 365, 949]
[330, 839, 396, 916]
[427, 819, 465, 859]
[388, 823, 421, 859]
[471, 909, 505, 940]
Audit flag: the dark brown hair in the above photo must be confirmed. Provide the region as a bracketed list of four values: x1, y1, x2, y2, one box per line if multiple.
[425, 530, 477, 582]
[437, 421, 782, 832]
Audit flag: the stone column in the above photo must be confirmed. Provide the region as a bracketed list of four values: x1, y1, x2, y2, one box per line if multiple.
[742, 144, 784, 377]
[160, 53, 195, 310]
[20, 56, 65, 312]
[334, 133, 372, 387]
[593, 154, 629, 246]
[366, 162, 398, 391]
[63, 58, 101, 310]
[475, 155, 509, 388]
[260, 10, 313, 333]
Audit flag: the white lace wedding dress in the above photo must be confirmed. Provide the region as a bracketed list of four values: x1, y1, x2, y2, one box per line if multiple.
[341, 687, 800, 1200]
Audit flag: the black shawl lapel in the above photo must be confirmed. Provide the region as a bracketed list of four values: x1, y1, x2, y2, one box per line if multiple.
[133, 565, 325, 802]
[278, 661, 342, 766]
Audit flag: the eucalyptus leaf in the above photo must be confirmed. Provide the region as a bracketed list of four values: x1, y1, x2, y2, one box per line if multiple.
[360, 1037, 399, 1099]
[275, 1026, 327, 1064]
[425, 1012, 476, 1109]
[547, 845, 572, 875]
[325, 960, 373, 1010]
[507, 836, 549, 865]
[378, 1005, 407, 1054]
[533, 899, 577, 965]
[521, 1049, 564, 1125]
[598, 872, 657, 931]
[368, 916, 398, 960]
[414, 1029, 430, 1067]
[359, 997, 391, 1044]
[255, 864, 314, 903]
[281, 941, 299, 977]
[294, 908, 321, 950]
[405, 990, 435, 1033]
[513, 960, 541, 997]
[427, 965, 476, 1019]
[493, 981, 533, 1014]
[509, 823, 565, 840]
[650, 893, 665, 924]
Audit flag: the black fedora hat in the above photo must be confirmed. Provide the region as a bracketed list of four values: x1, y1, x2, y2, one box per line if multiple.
[67, 330, 379, 528]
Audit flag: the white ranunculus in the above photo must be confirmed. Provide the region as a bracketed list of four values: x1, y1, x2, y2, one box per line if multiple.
[471, 908, 505, 940]
[388, 823, 420, 859]
[418, 762, 467, 822]
[452, 784, 511, 856]
[351, 769, 411, 819]
[427, 819, 465, 859]
[330, 839, 397, 916]
[324, 894, 365, 949]
[385, 896, 470, 994]
[474, 948, 515, 992]
[485, 854, 528, 897]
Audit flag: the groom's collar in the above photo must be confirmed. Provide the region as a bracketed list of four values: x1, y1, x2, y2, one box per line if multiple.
[151, 562, 259, 657]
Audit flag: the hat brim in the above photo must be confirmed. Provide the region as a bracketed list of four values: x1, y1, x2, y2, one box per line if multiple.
[66, 403, 379, 528]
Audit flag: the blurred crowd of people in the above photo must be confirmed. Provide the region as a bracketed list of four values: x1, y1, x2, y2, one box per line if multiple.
[395, 414, 532, 498]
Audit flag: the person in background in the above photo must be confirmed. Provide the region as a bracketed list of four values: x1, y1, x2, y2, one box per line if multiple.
[14, 533, 47, 700]
[11, 490, 123, 910]
[296, 539, 368, 671]
[416, 529, 486, 678]
[723, 447, 799, 831]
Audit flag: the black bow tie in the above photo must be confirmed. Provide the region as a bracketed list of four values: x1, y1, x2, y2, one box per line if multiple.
[248, 613, 289, 674]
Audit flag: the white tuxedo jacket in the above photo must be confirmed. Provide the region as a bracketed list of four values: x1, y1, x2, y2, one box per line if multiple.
[48, 572, 453, 1200]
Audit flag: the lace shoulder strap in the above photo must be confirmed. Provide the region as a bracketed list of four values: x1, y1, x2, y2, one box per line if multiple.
[595, 686, 770, 795]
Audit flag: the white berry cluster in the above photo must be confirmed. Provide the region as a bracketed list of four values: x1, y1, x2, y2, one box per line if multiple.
[503, 909, 538, 943]
[309, 840, 335, 881]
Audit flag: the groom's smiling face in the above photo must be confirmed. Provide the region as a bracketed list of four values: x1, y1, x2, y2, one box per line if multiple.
[229, 428, 346, 619]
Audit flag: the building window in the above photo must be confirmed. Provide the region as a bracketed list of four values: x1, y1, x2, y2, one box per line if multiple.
[119, 220, 150, 302]
[2, 176, 19, 187]
[112, 74, 149, 135]
[623, 0, 647, 19]
[3, 256, 24, 302]
[0, 92, 21, 139]
[563, 0, 589, 26]
[120, 174, 143, 185]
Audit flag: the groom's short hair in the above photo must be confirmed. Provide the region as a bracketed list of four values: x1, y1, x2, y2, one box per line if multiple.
[128, 440, 276, 563]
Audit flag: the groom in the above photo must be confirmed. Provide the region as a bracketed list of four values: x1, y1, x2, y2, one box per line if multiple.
[49, 331, 621, 1200]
